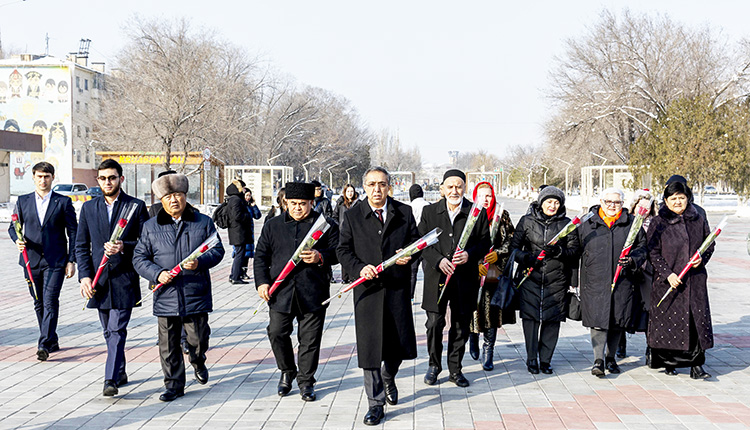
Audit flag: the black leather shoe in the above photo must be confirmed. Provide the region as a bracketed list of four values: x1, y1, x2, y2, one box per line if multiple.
[300, 385, 316, 401]
[665, 366, 678, 376]
[159, 388, 184, 401]
[469, 333, 480, 360]
[48, 344, 60, 353]
[229, 278, 249, 285]
[384, 381, 398, 405]
[103, 380, 118, 396]
[117, 373, 128, 387]
[690, 365, 711, 379]
[36, 348, 49, 361]
[605, 359, 621, 374]
[278, 372, 295, 396]
[591, 359, 605, 377]
[527, 359, 539, 374]
[424, 365, 440, 385]
[363, 405, 384, 426]
[616, 346, 626, 358]
[540, 362, 553, 374]
[448, 372, 470, 387]
[194, 364, 209, 384]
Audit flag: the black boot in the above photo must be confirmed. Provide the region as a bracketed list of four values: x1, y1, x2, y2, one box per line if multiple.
[690, 365, 711, 379]
[481, 329, 496, 371]
[469, 333, 480, 361]
[240, 267, 250, 280]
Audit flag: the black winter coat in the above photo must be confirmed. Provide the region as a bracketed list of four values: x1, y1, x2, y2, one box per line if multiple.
[419, 198, 491, 315]
[313, 196, 333, 218]
[254, 211, 338, 314]
[133, 205, 225, 317]
[226, 183, 258, 246]
[511, 202, 579, 322]
[76, 193, 149, 309]
[577, 206, 647, 329]
[337, 197, 419, 368]
[647, 204, 714, 351]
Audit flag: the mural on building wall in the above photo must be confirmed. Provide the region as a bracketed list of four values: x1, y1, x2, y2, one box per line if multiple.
[0, 65, 72, 194]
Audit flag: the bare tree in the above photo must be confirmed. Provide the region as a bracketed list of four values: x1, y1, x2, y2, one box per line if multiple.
[370, 129, 421, 173]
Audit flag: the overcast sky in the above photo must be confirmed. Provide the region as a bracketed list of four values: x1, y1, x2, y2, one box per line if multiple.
[1, 0, 747, 164]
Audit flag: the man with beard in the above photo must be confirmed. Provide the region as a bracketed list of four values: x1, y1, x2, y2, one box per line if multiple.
[134, 173, 225, 401]
[419, 169, 490, 387]
[255, 182, 338, 402]
[8, 161, 77, 361]
[337, 167, 419, 426]
[76, 159, 149, 396]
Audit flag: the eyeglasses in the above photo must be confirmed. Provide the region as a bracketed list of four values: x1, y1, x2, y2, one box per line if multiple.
[603, 200, 623, 206]
[365, 181, 388, 188]
[97, 175, 119, 182]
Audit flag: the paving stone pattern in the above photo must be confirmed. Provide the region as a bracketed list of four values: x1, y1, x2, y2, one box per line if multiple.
[0, 197, 749, 429]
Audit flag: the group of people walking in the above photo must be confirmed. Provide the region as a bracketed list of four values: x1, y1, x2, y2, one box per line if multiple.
[8, 160, 717, 426]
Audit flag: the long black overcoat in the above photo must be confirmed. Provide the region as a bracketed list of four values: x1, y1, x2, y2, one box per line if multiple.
[226, 183, 256, 246]
[577, 206, 647, 329]
[337, 197, 419, 368]
[254, 211, 338, 314]
[75, 192, 149, 309]
[418, 198, 491, 315]
[133, 205, 225, 317]
[647, 204, 714, 351]
[510, 202, 579, 322]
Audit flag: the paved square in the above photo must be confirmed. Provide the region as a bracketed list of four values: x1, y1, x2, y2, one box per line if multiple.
[0, 197, 748, 429]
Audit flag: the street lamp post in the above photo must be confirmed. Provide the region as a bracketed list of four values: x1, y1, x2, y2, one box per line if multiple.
[590, 152, 608, 191]
[302, 159, 318, 183]
[555, 158, 573, 195]
[326, 162, 341, 189]
[539, 164, 549, 185]
[345, 165, 357, 185]
[266, 153, 283, 166]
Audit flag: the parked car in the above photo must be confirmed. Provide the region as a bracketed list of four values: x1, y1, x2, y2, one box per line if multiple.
[86, 186, 103, 197]
[704, 185, 718, 194]
[52, 183, 88, 195]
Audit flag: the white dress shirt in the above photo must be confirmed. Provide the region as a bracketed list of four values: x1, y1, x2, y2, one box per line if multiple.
[446, 200, 461, 225]
[35, 191, 52, 225]
[368, 200, 388, 223]
[105, 195, 120, 222]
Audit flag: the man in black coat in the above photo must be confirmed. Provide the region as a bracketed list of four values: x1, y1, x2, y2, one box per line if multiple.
[8, 161, 77, 361]
[418, 169, 490, 387]
[337, 167, 419, 426]
[226, 179, 260, 284]
[133, 173, 225, 402]
[255, 182, 338, 402]
[76, 159, 149, 395]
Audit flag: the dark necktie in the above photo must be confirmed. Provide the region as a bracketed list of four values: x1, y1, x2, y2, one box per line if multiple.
[375, 209, 384, 224]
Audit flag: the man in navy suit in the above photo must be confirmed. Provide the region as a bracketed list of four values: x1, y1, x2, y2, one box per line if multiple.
[8, 161, 77, 361]
[76, 159, 149, 396]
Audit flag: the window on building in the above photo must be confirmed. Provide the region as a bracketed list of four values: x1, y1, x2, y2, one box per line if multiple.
[76, 101, 80, 112]
[76, 149, 81, 162]
[85, 127, 89, 138]
[76, 76, 80, 88]
[85, 147, 90, 163]
[77, 126, 81, 137]
[84, 79, 88, 90]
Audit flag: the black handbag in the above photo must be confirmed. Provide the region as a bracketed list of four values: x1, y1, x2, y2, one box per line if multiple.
[566, 288, 582, 321]
[490, 250, 519, 310]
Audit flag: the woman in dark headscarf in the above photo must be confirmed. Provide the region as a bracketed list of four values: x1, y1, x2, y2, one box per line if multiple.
[468, 181, 514, 371]
[647, 181, 714, 379]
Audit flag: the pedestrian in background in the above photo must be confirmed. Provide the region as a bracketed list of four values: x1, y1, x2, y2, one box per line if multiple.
[311, 180, 333, 218]
[225, 179, 258, 284]
[239, 187, 262, 280]
[266, 188, 286, 223]
[408, 184, 430, 298]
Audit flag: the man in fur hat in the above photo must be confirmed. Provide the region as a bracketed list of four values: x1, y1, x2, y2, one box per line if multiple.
[255, 182, 338, 402]
[133, 173, 225, 402]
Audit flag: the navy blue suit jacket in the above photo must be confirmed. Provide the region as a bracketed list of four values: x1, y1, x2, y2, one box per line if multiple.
[8, 191, 78, 269]
[75, 192, 149, 309]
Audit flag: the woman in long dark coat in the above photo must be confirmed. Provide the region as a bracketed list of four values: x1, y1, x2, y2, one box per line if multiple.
[647, 181, 714, 379]
[510, 186, 578, 374]
[577, 188, 647, 377]
[469, 181, 514, 371]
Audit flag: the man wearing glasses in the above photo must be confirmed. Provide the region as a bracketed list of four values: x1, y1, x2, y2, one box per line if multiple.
[575, 188, 647, 377]
[337, 167, 420, 426]
[76, 159, 149, 396]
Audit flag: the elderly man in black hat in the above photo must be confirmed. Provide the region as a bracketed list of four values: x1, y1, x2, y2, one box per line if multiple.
[255, 182, 338, 402]
[418, 169, 490, 387]
[133, 173, 225, 402]
[337, 166, 420, 426]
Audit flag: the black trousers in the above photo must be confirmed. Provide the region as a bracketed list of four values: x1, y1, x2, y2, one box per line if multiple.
[98, 308, 132, 381]
[157, 313, 210, 390]
[425, 307, 470, 374]
[230, 244, 249, 281]
[363, 360, 401, 407]
[26, 262, 65, 349]
[522, 319, 560, 364]
[409, 256, 422, 299]
[267, 297, 326, 388]
[590, 327, 622, 361]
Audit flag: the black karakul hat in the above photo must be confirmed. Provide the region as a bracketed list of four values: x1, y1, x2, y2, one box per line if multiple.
[443, 169, 466, 183]
[285, 182, 316, 200]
